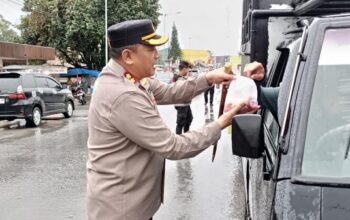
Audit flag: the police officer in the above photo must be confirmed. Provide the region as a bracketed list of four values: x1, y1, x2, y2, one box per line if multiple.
[87, 19, 257, 220]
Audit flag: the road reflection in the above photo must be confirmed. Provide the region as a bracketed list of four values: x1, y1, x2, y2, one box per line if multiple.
[176, 159, 193, 201]
[155, 96, 246, 220]
[205, 105, 215, 123]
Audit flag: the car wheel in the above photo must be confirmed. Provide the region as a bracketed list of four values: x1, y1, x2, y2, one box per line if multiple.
[63, 101, 74, 118]
[26, 106, 41, 127]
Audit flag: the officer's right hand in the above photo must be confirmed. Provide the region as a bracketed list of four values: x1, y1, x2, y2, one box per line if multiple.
[244, 61, 265, 81]
[206, 67, 235, 86]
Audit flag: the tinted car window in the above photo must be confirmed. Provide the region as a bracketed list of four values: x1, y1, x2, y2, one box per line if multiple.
[21, 74, 36, 89]
[47, 78, 60, 88]
[0, 73, 20, 92]
[35, 77, 48, 87]
[189, 69, 199, 78]
[264, 112, 279, 150]
[263, 111, 278, 166]
[262, 48, 289, 161]
[302, 28, 350, 178]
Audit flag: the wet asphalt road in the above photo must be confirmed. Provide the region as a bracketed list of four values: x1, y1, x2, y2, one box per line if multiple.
[0, 91, 246, 220]
[0, 106, 88, 220]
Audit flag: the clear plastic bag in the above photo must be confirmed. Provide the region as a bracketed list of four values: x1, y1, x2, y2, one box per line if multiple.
[224, 75, 258, 111]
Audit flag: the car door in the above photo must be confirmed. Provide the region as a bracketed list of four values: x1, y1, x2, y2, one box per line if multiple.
[279, 17, 350, 219]
[246, 47, 289, 220]
[34, 76, 52, 112]
[21, 74, 37, 100]
[46, 77, 65, 111]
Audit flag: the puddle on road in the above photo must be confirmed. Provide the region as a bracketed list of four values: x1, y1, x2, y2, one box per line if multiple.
[0, 119, 70, 142]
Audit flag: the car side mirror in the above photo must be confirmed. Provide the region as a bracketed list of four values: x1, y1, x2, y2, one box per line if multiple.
[61, 84, 67, 89]
[231, 114, 264, 158]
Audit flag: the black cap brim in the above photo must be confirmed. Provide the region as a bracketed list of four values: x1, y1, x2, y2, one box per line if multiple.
[142, 34, 168, 46]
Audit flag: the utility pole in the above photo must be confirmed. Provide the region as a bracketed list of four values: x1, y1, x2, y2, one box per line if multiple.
[105, 0, 108, 65]
[163, 13, 167, 37]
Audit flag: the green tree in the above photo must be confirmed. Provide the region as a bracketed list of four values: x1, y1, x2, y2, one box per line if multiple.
[0, 15, 20, 42]
[107, 0, 160, 27]
[168, 23, 181, 62]
[19, 0, 160, 70]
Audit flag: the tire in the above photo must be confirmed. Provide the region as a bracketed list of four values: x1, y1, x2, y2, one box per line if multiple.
[63, 101, 74, 118]
[26, 106, 42, 127]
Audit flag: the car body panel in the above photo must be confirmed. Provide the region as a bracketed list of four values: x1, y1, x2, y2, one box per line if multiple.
[322, 187, 350, 219]
[238, 14, 350, 220]
[274, 182, 321, 219]
[0, 72, 74, 122]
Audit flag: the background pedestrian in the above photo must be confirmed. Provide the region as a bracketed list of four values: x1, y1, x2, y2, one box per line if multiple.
[204, 64, 215, 106]
[174, 60, 193, 134]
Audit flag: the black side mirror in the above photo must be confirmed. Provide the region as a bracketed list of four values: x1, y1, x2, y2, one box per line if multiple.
[231, 114, 264, 158]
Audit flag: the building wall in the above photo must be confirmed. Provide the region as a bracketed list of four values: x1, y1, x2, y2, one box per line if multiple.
[181, 49, 210, 64]
[0, 42, 55, 60]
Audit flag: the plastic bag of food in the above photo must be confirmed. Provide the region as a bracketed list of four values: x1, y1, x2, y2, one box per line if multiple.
[224, 75, 258, 111]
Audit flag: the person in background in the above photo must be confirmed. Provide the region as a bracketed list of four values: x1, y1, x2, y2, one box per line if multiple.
[174, 60, 193, 134]
[66, 77, 73, 91]
[204, 64, 215, 106]
[87, 19, 258, 220]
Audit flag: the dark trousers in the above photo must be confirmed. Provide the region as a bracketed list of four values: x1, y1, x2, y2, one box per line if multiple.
[204, 86, 215, 104]
[175, 105, 193, 134]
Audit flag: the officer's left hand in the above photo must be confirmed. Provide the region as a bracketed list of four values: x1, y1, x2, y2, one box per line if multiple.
[217, 99, 259, 129]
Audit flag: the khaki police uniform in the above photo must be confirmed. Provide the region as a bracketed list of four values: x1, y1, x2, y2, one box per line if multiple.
[87, 19, 222, 220]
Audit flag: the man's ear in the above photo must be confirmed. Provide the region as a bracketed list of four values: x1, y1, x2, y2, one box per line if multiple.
[121, 49, 135, 65]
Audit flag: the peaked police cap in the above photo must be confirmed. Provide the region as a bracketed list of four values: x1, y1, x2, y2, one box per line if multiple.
[108, 19, 168, 48]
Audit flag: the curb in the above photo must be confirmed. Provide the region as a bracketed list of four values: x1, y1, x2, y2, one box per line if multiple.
[0, 109, 88, 129]
[0, 120, 21, 129]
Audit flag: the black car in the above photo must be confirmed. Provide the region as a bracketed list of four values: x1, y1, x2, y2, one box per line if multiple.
[0, 72, 75, 127]
[189, 69, 199, 78]
[232, 14, 350, 219]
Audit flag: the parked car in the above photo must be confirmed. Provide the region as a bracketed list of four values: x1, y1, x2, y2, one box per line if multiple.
[189, 69, 199, 78]
[0, 72, 75, 127]
[155, 71, 173, 84]
[232, 5, 350, 220]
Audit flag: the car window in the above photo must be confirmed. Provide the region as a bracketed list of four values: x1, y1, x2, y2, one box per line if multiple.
[264, 112, 279, 149]
[262, 48, 289, 166]
[0, 73, 20, 92]
[189, 69, 199, 78]
[267, 48, 289, 87]
[302, 28, 350, 178]
[47, 78, 60, 88]
[21, 74, 36, 89]
[263, 111, 279, 165]
[35, 77, 48, 88]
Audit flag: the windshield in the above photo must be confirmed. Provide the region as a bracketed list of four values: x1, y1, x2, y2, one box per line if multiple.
[302, 28, 350, 178]
[0, 74, 21, 93]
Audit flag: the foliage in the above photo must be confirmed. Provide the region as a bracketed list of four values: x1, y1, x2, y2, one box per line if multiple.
[19, 0, 160, 70]
[0, 15, 20, 42]
[168, 23, 181, 62]
[107, 0, 160, 27]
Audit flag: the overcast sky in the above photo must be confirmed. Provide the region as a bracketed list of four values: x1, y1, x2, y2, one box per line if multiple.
[0, 0, 24, 25]
[156, 0, 243, 56]
[0, 0, 243, 56]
